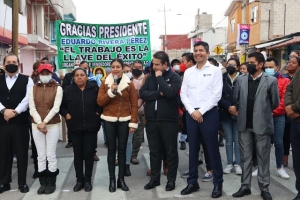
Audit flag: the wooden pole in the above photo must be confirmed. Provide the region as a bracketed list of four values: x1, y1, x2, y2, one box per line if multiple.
[12, 0, 19, 55]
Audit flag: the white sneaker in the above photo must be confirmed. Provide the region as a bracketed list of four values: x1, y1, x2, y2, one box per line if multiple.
[235, 164, 242, 175]
[223, 164, 233, 174]
[277, 167, 290, 179]
[252, 169, 258, 177]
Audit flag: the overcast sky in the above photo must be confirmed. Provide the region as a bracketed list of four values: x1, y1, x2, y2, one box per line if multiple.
[72, 0, 232, 50]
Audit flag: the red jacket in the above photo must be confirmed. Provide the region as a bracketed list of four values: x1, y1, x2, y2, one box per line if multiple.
[273, 74, 290, 116]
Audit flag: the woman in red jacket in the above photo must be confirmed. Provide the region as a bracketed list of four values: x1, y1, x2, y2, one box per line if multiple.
[264, 57, 290, 179]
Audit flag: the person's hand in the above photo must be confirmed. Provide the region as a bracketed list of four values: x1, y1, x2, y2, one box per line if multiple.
[155, 71, 162, 77]
[37, 121, 46, 131]
[160, 92, 164, 96]
[4, 109, 16, 120]
[290, 112, 300, 119]
[111, 83, 118, 93]
[66, 113, 71, 120]
[285, 105, 294, 116]
[228, 106, 237, 114]
[129, 127, 136, 133]
[234, 111, 238, 116]
[41, 127, 48, 135]
[191, 110, 203, 123]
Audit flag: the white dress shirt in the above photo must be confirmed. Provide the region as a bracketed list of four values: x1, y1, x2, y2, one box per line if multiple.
[0, 73, 34, 113]
[180, 61, 223, 115]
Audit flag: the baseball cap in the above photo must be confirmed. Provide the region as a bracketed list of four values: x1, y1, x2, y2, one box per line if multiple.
[37, 64, 53, 73]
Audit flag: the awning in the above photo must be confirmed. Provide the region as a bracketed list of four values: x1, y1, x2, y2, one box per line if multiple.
[0, 26, 28, 46]
[255, 38, 292, 49]
[269, 36, 300, 49]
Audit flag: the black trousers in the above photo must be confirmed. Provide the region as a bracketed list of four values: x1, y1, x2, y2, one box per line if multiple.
[29, 126, 38, 171]
[0, 124, 30, 185]
[202, 141, 212, 171]
[290, 120, 300, 196]
[146, 121, 179, 182]
[104, 121, 129, 178]
[283, 122, 291, 156]
[71, 130, 97, 183]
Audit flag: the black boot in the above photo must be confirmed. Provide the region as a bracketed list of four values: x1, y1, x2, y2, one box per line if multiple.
[109, 177, 116, 193]
[37, 170, 47, 194]
[117, 178, 129, 191]
[45, 169, 59, 194]
[125, 164, 131, 176]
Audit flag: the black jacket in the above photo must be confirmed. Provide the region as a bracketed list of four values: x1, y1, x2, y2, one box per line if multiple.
[60, 81, 102, 132]
[140, 69, 181, 121]
[62, 72, 73, 90]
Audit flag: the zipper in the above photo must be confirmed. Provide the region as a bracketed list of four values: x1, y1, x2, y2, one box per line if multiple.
[82, 90, 86, 128]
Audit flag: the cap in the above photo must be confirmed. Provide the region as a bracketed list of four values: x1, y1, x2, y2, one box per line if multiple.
[37, 64, 53, 73]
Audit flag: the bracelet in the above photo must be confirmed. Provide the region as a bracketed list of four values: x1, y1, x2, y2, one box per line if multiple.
[0, 108, 6, 114]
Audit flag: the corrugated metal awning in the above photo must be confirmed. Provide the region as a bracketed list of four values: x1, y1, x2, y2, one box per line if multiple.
[269, 36, 300, 49]
[255, 38, 292, 49]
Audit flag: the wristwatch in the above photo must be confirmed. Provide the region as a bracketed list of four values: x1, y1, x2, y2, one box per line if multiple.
[0, 108, 6, 114]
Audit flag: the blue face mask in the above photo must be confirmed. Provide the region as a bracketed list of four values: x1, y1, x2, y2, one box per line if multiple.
[96, 74, 103, 79]
[265, 68, 275, 76]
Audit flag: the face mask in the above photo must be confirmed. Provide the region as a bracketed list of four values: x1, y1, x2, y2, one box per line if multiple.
[125, 72, 133, 79]
[226, 65, 236, 75]
[5, 64, 19, 73]
[132, 68, 143, 76]
[180, 63, 187, 72]
[96, 74, 103, 79]
[39, 75, 52, 84]
[173, 65, 180, 71]
[265, 68, 275, 76]
[247, 64, 258, 75]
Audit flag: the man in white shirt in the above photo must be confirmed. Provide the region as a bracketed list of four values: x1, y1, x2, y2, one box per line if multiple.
[0, 54, 34, 194]
[180, 41, 223, 198]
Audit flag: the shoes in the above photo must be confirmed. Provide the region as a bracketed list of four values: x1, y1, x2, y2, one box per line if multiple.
[232, 187, 251, 197]
[37, 170, 47, 194]
[45, 169, 59, 194]
[261, 191, 272, 200]
[211, 185, 222, 198]
[125, 164, 131, 176]
[223, 164, 233, 174]
[163, 161, 168, 175]
[180, 141, 186, 150]
[144, 181, 160, 190]
[130, 157, 139, 165]
[203, 172, 213, 182]
[181, 182, 200, 195]
[252, 168, 258, 177]
[32, 170, 39, 179]
[73, 182, 84, 192]
[109, 178, 116, 193]
[84, 182, 93, 192]
[117, 178, 129, 191]
[181, 170, 189, 178]
[234, 164, 242, 175]
[0, 184, 11, 194]
[277, 167, 290, 179]
[165, 181, 175, 191]
[146, 169, 151, 176]
[94, 154, 99, 161]
[18, 184, 29, 193]
[65, 142, 73, 148]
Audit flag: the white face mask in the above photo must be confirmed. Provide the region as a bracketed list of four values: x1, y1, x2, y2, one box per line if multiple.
[39, 75, 52, 84]
[125, 72, 133, 79]
[173, 65, 180, 71]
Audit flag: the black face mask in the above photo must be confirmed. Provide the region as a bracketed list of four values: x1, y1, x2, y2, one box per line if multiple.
[5, 64, 19, 74]
[247, 64, 257, 75]
[226, 65, 236, 75]
[132, 68, 143, 76]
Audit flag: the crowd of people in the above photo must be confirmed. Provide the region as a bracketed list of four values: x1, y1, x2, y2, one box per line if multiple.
[0, 41, 300, 200]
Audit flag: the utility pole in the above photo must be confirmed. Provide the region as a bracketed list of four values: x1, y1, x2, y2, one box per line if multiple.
[159, 4, 171, 52]
[12, 0, 19, 56]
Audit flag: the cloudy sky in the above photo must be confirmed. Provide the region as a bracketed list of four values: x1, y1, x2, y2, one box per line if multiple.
[72, 0, 232, 50]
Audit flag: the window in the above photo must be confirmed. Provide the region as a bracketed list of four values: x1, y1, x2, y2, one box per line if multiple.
[251, 6, 258, 23]
[50, 21, 56, 41]
[230, 18, 235, 33]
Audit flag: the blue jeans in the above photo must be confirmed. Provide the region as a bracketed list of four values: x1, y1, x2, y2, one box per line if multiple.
[221, 118, 240, 165]
[126, 133, 134, 164]
[272, 115, 285, 168]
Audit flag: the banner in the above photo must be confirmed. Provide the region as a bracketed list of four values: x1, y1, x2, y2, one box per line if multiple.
[237, 24, 250, 46]
[56, 20, 152, 69]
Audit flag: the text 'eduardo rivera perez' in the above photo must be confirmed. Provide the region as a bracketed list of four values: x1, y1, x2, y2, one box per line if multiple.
[59, 22, 148, 39]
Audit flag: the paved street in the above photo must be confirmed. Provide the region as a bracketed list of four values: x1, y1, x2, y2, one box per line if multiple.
[0, 129, 297, 200]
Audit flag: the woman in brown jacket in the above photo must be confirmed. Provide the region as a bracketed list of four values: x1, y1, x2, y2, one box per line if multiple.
[97, 58, 138, 193]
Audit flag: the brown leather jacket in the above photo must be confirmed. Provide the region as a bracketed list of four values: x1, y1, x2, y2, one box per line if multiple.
[32, 80, 61, 124]
[97, 74, 139, 128]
